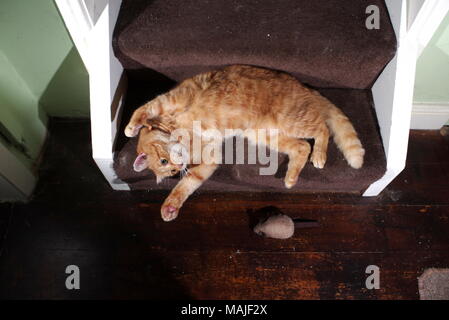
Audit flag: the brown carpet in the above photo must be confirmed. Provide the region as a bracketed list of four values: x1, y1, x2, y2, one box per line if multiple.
[113, 0, 396, 89]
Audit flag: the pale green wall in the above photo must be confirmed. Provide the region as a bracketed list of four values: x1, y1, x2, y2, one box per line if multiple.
[414, 13, 449, 104]
[0, 0, 89, 117]
[0, 0, 89, 170]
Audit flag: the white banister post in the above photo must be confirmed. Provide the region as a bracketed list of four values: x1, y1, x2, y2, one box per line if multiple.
[364, 0, 449, 196]
[56, 0, 129, 190]
[55, 0, 93, 71]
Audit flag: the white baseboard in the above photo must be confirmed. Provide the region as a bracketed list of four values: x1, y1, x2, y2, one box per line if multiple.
[411, 103, 449, 129]
[0, 142, 37, 200]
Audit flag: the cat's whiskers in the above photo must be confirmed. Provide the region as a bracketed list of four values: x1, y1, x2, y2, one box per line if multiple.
[180, 168, 185, 179]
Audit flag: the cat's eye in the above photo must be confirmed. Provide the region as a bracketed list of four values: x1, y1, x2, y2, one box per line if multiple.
[160, 159, 168, 165]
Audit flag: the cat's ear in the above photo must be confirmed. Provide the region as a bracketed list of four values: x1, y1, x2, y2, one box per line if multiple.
[133, 153, 148, 172]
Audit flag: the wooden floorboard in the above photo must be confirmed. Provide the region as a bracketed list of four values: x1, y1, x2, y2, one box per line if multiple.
[0, 121, 448, 299]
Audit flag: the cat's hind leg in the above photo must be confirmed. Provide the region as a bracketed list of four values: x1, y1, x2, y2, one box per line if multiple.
[310, 125, 329, 169]
[276, 136, 311, 189]
[247, 133, 311, 189]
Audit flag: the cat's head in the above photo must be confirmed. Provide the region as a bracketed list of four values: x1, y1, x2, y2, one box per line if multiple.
[133, 127, 189, 183]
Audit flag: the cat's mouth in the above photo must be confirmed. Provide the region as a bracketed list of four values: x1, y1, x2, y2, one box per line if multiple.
[171, 163, 185, 174]
[174, 163, 187, 174]
[167, 163, 187, 178]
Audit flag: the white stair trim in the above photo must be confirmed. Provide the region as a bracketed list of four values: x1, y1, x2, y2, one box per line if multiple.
[56, 0, 128, 190]
[363, 0, 449, 196]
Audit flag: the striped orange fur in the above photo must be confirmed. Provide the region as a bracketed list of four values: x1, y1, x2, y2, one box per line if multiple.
[126, 65, 364, 221]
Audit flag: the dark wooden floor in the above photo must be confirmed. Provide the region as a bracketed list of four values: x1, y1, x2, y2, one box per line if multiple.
[0, 121, 448, 300]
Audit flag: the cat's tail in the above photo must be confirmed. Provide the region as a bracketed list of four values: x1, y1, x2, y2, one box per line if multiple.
[326, 105, 365, 169]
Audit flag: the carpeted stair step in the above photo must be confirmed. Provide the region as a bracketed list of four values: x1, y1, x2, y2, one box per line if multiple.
[113, 0, 396, 88]
[112, 0, 396, 193]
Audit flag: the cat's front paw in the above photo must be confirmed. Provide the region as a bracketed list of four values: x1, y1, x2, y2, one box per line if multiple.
[125, 124, 142, 138]
[161, 205, 179, 221]
[161, 197, 181, 221]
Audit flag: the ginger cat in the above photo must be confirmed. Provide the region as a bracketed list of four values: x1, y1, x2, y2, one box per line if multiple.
[125, 65, 364, 221]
